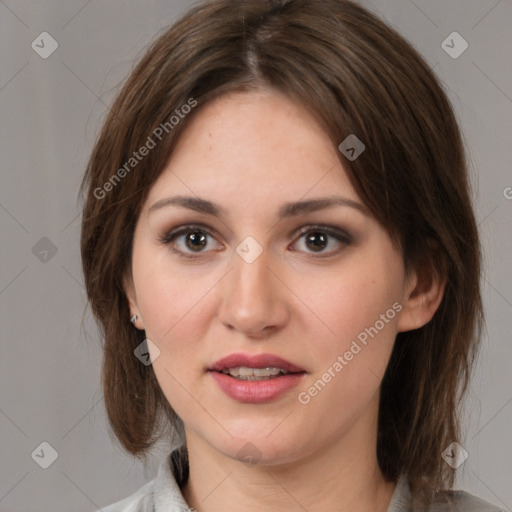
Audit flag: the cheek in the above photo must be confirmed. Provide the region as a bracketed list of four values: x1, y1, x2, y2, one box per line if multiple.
[307, 261, 402, 348]
[295, 270, 401, 429]
[297, 247, 404, 403]
[132, 257, 219, 416]
[131, 252, 223, 415]
[132, 244, 219, 343]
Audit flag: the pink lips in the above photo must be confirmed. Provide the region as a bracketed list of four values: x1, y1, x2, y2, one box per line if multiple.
[209, 353, 305, 373]
[208, 352, 306, 404]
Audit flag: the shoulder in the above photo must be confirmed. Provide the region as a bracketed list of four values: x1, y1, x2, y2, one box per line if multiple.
[429, 490, 507, 512]
[388, 476, 506, 512]
[97, 446, 193, 512]
[100, 479, 154, 512]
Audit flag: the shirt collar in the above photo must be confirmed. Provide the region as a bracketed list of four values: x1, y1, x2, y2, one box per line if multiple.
[153, 444, 411, 511]
[386, 474, 412, 512]
[153, 444, 193, 511]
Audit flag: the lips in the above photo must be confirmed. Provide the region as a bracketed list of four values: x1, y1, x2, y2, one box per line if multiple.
[208, 352, 306, 404]
[209, 353, 305, 374]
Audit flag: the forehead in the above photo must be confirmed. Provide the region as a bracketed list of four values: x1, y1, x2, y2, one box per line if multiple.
[145, 89, 360, 209]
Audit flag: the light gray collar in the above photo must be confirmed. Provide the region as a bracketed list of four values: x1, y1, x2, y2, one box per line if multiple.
[386, 474, 412, 512]
[155, 446, 412, 512]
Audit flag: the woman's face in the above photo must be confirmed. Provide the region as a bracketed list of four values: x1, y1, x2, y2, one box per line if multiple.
[127, 89, 413, 466]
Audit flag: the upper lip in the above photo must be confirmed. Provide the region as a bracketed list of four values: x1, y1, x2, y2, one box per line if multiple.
[209, 352, 306, 373]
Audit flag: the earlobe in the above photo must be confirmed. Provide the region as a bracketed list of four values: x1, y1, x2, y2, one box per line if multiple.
[397, 264, 446, 333]
[128, 311, 145, 330]
[127, 301, 145, 330]
[123, 272, 145, 330]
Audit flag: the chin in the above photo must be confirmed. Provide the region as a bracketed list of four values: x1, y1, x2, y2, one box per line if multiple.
[212, 431, 307, 468]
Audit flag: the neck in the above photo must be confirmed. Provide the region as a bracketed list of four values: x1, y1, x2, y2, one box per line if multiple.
[181, 400, 396, 512]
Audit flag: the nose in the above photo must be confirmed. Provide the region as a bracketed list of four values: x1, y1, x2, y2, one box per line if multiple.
[218, 248, 289, 338]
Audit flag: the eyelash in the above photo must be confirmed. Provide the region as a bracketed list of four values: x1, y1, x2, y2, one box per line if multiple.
[158, 223, 352, 259]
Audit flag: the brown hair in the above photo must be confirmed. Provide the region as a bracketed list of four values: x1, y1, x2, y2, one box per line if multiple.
[80, 0, 482, 508]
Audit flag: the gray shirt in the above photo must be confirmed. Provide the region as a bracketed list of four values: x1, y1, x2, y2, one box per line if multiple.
[100, 445, 505, 511]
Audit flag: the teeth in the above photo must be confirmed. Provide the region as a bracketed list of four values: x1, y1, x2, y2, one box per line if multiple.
[221, 367, 289, 380]
[253, 368, 281, 377]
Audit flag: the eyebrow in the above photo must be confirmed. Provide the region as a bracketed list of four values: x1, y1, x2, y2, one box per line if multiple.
[148, 195, 369, 218]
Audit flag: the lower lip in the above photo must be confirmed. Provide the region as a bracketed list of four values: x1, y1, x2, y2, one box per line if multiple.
[209, 371, 305, 403]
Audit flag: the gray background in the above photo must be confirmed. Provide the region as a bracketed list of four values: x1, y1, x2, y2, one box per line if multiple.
[0, 1, 511, 511]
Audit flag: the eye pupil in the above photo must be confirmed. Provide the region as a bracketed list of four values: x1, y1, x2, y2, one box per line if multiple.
[306, 231, 328, 251]
[186, 231, 207, 251]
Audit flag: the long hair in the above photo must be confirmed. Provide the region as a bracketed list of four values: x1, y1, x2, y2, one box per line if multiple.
[80, 1, 482, 508]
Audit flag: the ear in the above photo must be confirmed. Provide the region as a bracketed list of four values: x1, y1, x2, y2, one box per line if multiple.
[397, 256, 446, 333]
[123, 270, 145, 330]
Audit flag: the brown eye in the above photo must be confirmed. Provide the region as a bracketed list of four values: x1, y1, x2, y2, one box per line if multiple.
[185, 230, 208, 251]
[160, 224, 223, 258]
[304, 231, 328, 252]
[291, 225, 352, 256]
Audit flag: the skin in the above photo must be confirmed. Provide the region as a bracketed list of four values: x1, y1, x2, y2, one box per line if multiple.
[124, 88, 445, 512]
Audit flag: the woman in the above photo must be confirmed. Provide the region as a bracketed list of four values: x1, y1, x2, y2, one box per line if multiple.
[80, 0, 503, 510]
